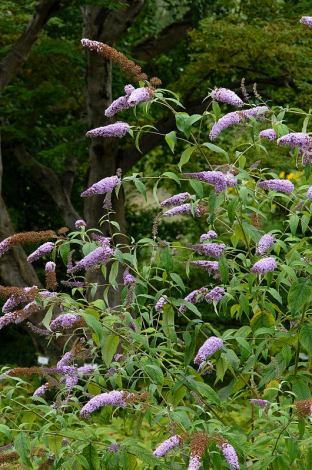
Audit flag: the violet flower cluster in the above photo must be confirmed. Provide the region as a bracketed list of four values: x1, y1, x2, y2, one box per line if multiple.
[2, 287, 36, 313]
[187, 455, 201, 470]
[61, 280, 84, 288]
[183, 171, 237, 195]
[0, 301, 40, 330]
[210, 87, 243, 107]
[256, 233, 275, 255]
[45, 261, 56, 272]
[206, 286, 225, 303]
[209, 106, 268, 140]
[75, 220, 86, 229]
[250, 398, 271, 408]
[300, 16, 312, 28]
[200, 230, 218, 242]
[80, 391, 129, 418]
[69, 245, 114, 273]
[153, 435, 181, 458]
[162, 203, 201, 217]
[277, 132, 312, 152]
[123, 269, 136, 286]
[86, 122, 130, 138]
[160, 192, 191, 207]
[27, 242, 54, 263]
[217, 443, 240, 470]
[50, 314, 83, 331]
[179, 288, 209, 313]
[192, 243, 226, 259]
[194, 336, 223, 368]
[81, 175, 121, 197]
[188, 261, 221, 278]
[251, 257, 277, 274]
[105, 85, 151, 117]
[259, 128, 277, 141]
[258, 179, 294, 194]
[307, 187, 312, 200]
[155, 295, 168, 312]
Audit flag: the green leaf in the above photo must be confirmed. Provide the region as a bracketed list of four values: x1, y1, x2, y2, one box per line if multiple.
[82, 444, 100, 470]
[102, 335, 119, 367]
[163, 305, 175, 338]
[134, 178, 147, 201]
[144, 364, 164, 386]
[160, 246, 173, 272]
[178, 146, 196, 171]
[162, 171, 180, 186]
[305, 446, 312, 469]
[81, 312, 103, 339]
[42, 304, 54, 330]
[242, 222, 262, 243]
[48, 435, 63, 459]
[289, 214, 299, 236]
[202, 142, 230, 162]
[59, 242, 70, 264]
[300, 323, 312, 355]
[228, 198, 239, 225]
[189, 179, 203, 199]
[109, 260, 119, 285]
[14, 432, 31, 467]
[170, 272, 185, 291]
[165, 131, 177, 153]
[0, 424, 11, 440]
[192, 381, 221, 405]
[131, 446, 163, 468]
[172, 386, 187, 407]
[288, 278, 312, 315]
[75, 454, 90, 469]
[218, 255, 229, 284]
[292, 378, 311, 401]
[250, 311, 275, 332]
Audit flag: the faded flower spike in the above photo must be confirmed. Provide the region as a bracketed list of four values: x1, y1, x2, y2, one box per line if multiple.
[81, 176, 121, 197]
[194, 336, 223, 365]
[86, 122, 130, 138]
[259, 128, 277, 141]
[250, 398, 271, 408]
[300, 16, 312, 28]
[258, 179, 294, 194]
[153, 435, 181, 458]
[251, 257, 277, 274]
[27, 242, 55, 263]
[256, 233, 275, 255]
[210, 87, 243, 107]
[295, 398, 312, 418]
[160, 192, 191, 207]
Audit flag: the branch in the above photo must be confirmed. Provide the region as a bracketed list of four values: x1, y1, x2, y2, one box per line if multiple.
[131, 10, 193, 62]
[60, 156, 78, 196]
[0, 0, 69, 93]
[118, 76, 293, 173]
[13, 145, 80, 230]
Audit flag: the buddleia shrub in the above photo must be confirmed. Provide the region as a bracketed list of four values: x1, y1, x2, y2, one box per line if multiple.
[2, 17, 312, 470]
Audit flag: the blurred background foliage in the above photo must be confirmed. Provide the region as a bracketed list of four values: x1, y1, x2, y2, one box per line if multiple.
[1, 0, 312, 364]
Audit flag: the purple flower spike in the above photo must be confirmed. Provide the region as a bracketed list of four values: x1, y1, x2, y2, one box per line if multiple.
[80, 391, 128, 418]
[81, 175, 121, 197]
[179, 288, 209, 313]
[105, 96, 131, 117]
[194, 336, 223, 364]
[210, 87, 243, 107]
[128, 87, 151, 106]
[250, 398, 271, 408]
[27, 242, 54, 263]
[307, 187, 312, 200]
[200, 230, 218, 242]
[155, 295, 168, 312]
[162, 203, 202, 217]
[259, 129, 277, 141]
[75, 220, 87, 229]
[69, 245, 114, 273]
[123, 269, 136, 286]
[188, 455, 201, 470]
[206, 287, 225, 303]
[251, 257, 277, 274]
[153, 435, 181, 458]
[33, 383, 50, 397]
[258, 179, 294, 194]
[277, 132, 312, 151]
[50, 314, 83, 331]
[125, 84, 135, 96]
[188, 261, 221, 278]
[192, 243, 226, 259]
[256, 234, 275, 255]
[217, 443, 240, 470]
[86, 122, 130, 138]
[45, 261, 56, 272]
[300, 17, 312, 28]
[209, 106, 268, 140]
[160, 192, 191, 207]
